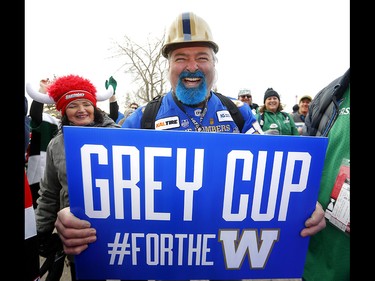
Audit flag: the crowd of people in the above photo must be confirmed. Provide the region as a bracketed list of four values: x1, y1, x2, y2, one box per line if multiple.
[24, 11, 350, 281]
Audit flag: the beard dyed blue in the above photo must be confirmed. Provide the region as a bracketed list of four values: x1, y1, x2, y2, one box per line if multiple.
[175, 70, 208, 105]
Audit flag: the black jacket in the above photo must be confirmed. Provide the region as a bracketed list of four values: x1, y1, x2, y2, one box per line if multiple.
[303, 68, 350, 136]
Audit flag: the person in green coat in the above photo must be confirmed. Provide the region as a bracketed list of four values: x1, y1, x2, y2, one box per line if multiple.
[256, 88, 299, 135]
[302, 68, 350, 281]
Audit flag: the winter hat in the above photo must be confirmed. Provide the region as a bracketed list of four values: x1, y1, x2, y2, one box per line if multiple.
[26, 74, 114, 116]
[238, 88, 251, 97]
[263, 88, 280, 103]
[48, 75, 98, 116]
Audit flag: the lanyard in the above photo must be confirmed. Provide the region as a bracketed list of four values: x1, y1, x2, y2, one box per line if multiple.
[172, 93, 209, 132]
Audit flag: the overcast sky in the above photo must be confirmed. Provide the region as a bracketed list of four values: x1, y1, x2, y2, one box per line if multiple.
[25, 0, 350, 113]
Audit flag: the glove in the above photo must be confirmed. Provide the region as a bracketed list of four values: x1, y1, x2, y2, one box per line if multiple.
[105, 76, 117, 94]
[37, 232, 63, 258]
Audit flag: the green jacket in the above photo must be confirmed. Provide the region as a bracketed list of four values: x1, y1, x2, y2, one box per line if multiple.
[303, 70, 350, 281]
[256, 110, 299, 135]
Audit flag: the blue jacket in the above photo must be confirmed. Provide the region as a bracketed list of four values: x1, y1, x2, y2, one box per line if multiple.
[123, 91, 260, 134]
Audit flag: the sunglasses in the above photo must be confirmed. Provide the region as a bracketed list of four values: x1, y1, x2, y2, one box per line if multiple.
[240, 95, 251, 98]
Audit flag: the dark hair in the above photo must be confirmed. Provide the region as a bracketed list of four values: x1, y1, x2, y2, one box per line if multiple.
[292, 104, 299, 113]
[129, 102, 139, 109]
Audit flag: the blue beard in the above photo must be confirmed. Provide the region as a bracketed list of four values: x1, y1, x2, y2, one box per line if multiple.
[175, 70, 208, 105]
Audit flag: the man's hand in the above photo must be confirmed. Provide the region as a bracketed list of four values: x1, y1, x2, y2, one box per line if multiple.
[55, 207, 97, 255]
[300, 201, 326, 237]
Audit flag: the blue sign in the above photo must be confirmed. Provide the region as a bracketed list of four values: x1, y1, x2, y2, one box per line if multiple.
[64, 126, 328, 280]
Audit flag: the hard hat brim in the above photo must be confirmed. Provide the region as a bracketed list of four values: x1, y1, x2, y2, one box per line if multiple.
[162, 41, 219, 58]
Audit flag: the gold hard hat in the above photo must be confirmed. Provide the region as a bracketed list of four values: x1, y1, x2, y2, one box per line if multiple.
[162, 12, 219, 58]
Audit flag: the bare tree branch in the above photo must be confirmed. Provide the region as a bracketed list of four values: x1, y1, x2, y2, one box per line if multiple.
[109, 34, 169, 104]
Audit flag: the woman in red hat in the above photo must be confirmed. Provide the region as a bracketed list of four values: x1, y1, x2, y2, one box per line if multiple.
[26, 74, 121, 281]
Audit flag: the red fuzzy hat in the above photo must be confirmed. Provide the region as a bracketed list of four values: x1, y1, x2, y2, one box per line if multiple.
[48, 75, 97, 116]
[26, 74, 114, 116]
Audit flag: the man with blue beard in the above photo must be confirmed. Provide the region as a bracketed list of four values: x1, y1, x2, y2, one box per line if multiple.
[122, 12, 262, 134]
[54, 12, 327, 281]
